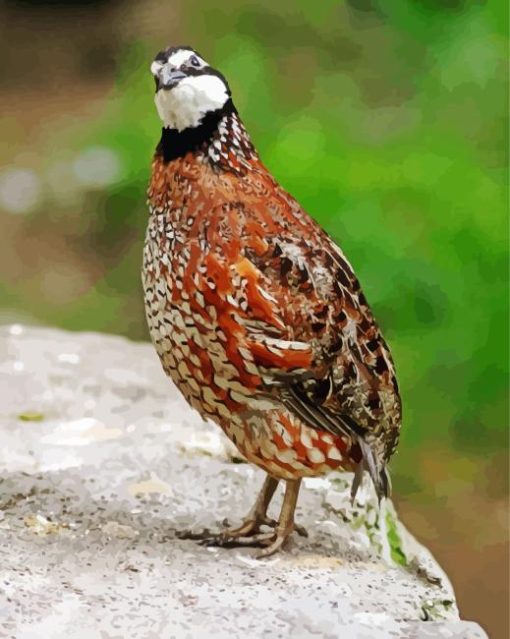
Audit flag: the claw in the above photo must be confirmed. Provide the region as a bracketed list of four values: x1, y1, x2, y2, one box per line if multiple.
[177, 528, 213, 540]
[183, 529, 276, 548]
[255, 528, 292, 559]
[294, 523, 308, 537]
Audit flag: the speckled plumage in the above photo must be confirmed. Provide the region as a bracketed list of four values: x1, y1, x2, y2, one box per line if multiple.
[142, 47, 402, 551]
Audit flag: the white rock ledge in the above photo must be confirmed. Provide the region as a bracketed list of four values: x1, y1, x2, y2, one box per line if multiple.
[0, 326, 488, 639]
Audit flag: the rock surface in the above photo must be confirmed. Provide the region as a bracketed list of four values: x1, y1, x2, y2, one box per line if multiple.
[0, 325, 488, 639]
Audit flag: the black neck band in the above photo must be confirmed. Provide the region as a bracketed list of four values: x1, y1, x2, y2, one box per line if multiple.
[156, 98, 236, 162]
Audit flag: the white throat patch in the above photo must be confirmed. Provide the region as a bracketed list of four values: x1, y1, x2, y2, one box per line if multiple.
[154, 75, 229, 131]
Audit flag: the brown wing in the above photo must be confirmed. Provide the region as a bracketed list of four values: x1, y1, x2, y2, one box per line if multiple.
[176, 162, 401, 498]
[242, 228, 400, 495]
[210, 173, 402, 498]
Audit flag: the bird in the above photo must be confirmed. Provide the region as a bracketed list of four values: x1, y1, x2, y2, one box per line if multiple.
[142, 45, 402, 558]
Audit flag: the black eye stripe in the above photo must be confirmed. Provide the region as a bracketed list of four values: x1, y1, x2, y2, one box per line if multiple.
[182, 67, 205, 77]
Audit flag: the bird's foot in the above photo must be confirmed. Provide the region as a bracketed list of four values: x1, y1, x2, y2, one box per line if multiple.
[177, 514, 274, 546]
[177, 516, 307, 555]
[178, 478, 306, 558]
[254, 525, 295, 559]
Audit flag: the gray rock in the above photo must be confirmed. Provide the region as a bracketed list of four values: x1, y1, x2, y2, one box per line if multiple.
[0, 325, 488, 639]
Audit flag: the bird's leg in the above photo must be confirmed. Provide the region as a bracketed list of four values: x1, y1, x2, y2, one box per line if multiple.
[178, 474, 279, 543]
[255, 478, 303, 559]
[178, 476, 307, 553]
[203, 478, 305, 555]
[219, 474, 280, 537]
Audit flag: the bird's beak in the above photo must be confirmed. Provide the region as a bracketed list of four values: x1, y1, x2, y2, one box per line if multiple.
[156, 65, 187, 91]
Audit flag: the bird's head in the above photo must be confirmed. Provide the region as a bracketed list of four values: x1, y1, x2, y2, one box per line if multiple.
[151, 46, 232, 132]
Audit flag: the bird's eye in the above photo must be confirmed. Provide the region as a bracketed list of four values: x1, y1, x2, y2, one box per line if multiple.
[189, 55, 201, 68]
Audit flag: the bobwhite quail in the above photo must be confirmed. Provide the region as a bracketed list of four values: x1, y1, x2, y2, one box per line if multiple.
[143, 46, 402, 558]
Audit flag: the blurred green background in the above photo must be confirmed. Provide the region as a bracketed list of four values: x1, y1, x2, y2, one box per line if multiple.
[0, 0, 508, 636]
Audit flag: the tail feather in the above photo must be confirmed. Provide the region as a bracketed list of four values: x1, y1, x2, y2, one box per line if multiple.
[352, 438, 391, 503]
[280, 383, 392, 503]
